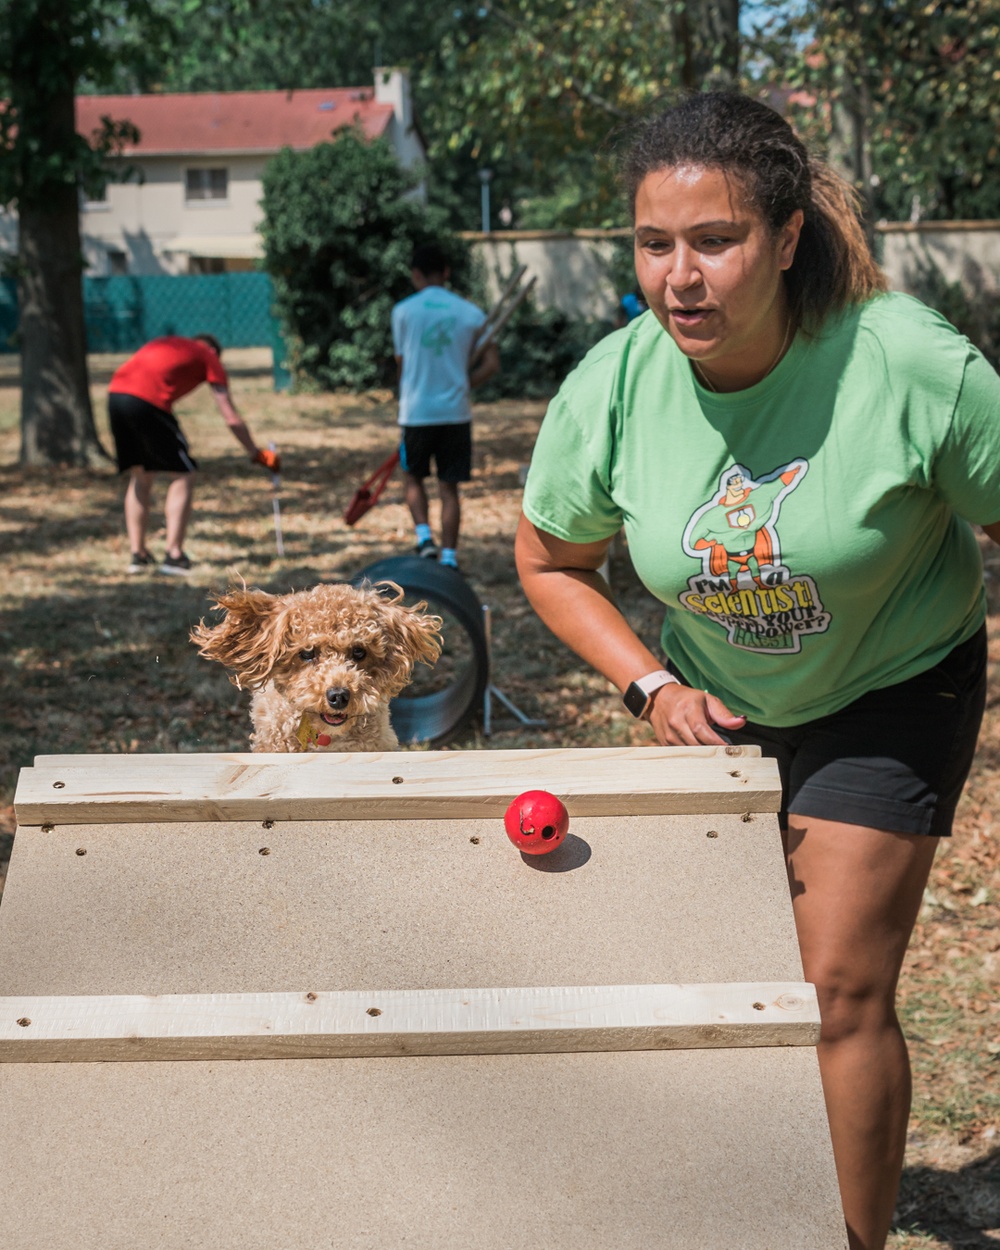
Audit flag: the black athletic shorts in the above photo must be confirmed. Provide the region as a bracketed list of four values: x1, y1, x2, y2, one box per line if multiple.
[399, 422, 472, 483]
[108, 392, 198, 474]
[676, 624, 987, 837]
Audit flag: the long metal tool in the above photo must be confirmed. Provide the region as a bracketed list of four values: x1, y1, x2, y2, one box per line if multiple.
[269, 440, 285, 557]
[471, 268, 537, 365]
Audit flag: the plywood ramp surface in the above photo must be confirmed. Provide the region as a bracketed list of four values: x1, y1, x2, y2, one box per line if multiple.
[0, 1048, 847, 1250]
[0, 813, 800, 994]
[15, 745, 779, 825]
[0, 749, 847, 1249]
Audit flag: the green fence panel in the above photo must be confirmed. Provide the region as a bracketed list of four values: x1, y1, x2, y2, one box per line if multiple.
[0, 278, 17, 352]
[0, 273, 276, 354]
[83, 272, 275, 352]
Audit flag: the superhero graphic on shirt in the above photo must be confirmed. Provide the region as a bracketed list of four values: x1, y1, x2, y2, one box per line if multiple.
[679, 459, 832, 654]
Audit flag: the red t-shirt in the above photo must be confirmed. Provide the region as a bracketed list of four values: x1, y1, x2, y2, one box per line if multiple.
[108, 336, 228, 412]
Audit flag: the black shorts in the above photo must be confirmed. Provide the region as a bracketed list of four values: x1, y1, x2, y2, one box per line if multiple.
[684, 625, 987, 837]
[108, 392, 198, 474]
[399, 423, 471, 483]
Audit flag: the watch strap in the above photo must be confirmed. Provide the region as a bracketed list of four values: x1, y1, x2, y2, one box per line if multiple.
[623, 669, 680, 718]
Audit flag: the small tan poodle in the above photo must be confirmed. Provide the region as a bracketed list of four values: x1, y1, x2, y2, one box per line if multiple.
[191, 580, 442, 752]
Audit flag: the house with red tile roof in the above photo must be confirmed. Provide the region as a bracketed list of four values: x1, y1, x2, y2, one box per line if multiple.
[71, 68, 423, 276]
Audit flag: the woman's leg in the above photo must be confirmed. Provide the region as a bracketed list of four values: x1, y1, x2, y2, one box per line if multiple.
[783, 817, 939, 1250]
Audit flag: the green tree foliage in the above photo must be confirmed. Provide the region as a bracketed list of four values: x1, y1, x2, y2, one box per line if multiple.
[421, 0, 741, 227]
[93, 0, 459, 95]
[260, 130, 460, 391]
[757, 0, 1000, 221]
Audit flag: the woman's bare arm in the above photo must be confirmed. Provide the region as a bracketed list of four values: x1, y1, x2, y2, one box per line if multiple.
[514, 513, 746, 745]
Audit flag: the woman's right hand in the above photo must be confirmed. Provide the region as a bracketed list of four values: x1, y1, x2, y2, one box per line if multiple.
[646, 683, 746, 746]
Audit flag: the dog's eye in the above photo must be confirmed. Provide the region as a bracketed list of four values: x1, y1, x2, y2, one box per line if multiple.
[298, 648, 317, 662]
[350, 646, 367, 663]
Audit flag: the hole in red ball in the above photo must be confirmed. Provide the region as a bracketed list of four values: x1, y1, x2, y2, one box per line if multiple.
[541, 825, 556, 839]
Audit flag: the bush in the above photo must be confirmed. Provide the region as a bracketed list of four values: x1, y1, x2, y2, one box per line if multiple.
[477, 301, 610, 400]
[260, 130, 464, 391]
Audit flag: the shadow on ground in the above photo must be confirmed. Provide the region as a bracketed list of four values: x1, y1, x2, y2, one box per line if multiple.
[895, 1148, 1000, 1247]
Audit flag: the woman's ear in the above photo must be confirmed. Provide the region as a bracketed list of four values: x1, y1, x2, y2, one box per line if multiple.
[190, 587, 290, 689]
[779, 208, 805, 271]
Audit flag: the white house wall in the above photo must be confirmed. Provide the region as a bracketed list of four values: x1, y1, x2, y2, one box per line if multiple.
[82, 154, 269, 275]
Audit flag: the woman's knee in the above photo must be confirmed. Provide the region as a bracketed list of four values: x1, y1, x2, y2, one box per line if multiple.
[809, 967, 899, 1043]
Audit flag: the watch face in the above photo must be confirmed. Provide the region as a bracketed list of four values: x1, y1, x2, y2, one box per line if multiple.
[623, 681, 648, 718]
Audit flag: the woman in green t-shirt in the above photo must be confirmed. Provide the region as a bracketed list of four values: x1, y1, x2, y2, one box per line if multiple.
[517, 92, 1000, 1250]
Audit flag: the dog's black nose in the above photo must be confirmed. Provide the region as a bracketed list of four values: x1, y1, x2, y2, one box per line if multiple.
[326, 687, 351, 711]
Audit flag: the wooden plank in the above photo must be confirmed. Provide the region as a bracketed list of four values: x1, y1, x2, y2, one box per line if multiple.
[14, 746, 779, 826]
[0, 981, 819, 1062]
[33, 744, 761, 767]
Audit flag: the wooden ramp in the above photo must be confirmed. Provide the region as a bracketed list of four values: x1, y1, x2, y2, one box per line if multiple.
[0, 746, 848, 1249]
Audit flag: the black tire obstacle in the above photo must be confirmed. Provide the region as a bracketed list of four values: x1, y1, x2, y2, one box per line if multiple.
[353, 556, 490, 745]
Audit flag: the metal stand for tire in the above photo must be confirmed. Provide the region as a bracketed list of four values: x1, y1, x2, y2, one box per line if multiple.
[355, 556, 545, 743]
[481, 604, 546, 737]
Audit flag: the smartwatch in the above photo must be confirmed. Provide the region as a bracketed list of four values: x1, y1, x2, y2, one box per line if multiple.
[622, 669, 680, 719]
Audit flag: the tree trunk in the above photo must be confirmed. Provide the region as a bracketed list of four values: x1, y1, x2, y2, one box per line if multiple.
[14, 47, 109, 469]
[18, 193, 110, 468]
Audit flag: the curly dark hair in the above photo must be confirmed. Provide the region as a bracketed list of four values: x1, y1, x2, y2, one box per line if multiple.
[620, 92, 886, 331]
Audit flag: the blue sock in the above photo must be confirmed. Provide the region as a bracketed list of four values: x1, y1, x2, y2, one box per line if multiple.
[440, 548, 458, 567]
[416, 524, 433, 545]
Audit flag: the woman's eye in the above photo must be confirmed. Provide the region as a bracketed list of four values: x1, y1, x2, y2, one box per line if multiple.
[298, 649, 316, 662]
[350, 646, 367, 662]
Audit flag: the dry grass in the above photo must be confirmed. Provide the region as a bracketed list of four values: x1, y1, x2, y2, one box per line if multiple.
[0, 349, 997, 1247]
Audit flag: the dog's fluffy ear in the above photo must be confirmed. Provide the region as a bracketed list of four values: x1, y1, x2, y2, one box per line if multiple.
[372, 582, 443, 695]
[190, 588, 292, 689]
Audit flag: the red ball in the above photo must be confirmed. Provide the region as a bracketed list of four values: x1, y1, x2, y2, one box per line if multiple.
[503, 790, 569, 855]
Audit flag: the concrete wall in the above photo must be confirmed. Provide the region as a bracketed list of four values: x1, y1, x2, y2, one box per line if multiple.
[878, 221, 1000, 295]
[464, 230, 629, 321]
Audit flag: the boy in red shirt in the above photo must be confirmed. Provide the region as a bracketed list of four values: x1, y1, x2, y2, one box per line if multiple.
[108, 334, 279, 574]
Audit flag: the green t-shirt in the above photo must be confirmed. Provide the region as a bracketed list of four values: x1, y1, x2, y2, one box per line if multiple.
[522, 292, 1000, 726]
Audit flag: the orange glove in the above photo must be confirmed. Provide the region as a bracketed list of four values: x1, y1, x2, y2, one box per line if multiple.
[255, 448, 281, 474]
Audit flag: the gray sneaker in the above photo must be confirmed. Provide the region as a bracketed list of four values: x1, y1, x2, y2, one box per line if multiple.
[127, 552, 154, 574]
[415, 538, 439, 559]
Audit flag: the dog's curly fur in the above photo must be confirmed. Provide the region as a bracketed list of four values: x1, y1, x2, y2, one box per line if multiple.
[191, 580, 442, 752]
